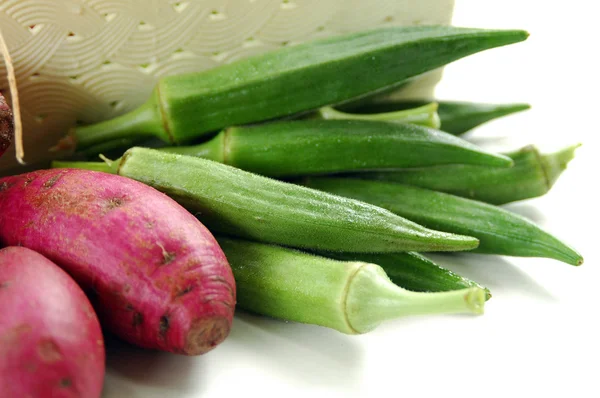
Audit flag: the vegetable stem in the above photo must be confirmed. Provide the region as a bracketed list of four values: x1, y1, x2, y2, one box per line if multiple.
[314, 102, 441, 129]
[55, 91, 169, 152]
[345, 100, 531, 135]
[541, 143, 581, 188]
[52, 160, 112, 173]
[346, 263, 484, 333]
[160, 131, 225, 162]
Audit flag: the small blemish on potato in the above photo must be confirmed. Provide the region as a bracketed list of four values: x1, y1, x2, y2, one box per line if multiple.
[133, 312, 144, 327]
[106, 197, 125, 210]
[23, 176, 35, 186]
[157, 242, 176, 265]
[59, 378, 72, 388]
[0, 281, 9, 289]
[175, 285, 193, 298]
[38, 340, 62, 362]
[159, 315, 170, 337]
[25, 362, 37, 372]
[161, 252, 176, 265]
[43, 174, 62, 189]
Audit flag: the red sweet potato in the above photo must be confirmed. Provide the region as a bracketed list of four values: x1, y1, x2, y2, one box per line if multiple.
[0, 92, 13, 158]
[0, 247, 105, 398]
[0, 169, 236, 355]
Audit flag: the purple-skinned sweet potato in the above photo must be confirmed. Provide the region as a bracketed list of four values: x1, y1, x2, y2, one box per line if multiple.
[0, 247, 105, 398]
[0, 168, 236, 355]
[0, 93, 13, 158]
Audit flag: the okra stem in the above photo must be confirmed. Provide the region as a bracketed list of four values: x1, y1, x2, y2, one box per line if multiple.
[159, 132, 224, 162]
[313, 102, 441, 129]
[53, 160, 112, 173]
[541, 143, 581, 188]
[218, 237, 485, 334]
[54, 91, 168, 152]
[346, 265, 485, 333]
[345, 100, 531, 135]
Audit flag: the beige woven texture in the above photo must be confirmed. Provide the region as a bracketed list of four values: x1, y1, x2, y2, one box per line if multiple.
[0, 0, 453, 172]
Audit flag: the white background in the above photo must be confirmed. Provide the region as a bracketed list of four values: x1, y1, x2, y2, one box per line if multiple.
[102, 1, 599, 397]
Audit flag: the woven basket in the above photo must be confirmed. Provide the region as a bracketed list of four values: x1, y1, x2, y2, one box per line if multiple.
[0, 0, 454, 173]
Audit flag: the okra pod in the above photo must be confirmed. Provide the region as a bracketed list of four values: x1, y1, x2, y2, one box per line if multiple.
[345, 100, 530, 135]
[302, 177, 583, 266]
[59, 26, 528, 151]
[75, 104, 441, 158]
[345, 144, 579, 205]
[321, 251, 490, 299]
[158, 120, 513, 177]
[217, 237, 485, 334]
[53, 147, 479, 253]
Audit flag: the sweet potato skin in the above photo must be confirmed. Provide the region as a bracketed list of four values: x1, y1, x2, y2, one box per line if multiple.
[0, 169, 236, 355]
[0, 247, 105, 398]
[0, 93, 13, 158]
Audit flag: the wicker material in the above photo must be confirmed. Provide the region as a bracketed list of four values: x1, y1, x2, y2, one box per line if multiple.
[0, 0, 453, 171]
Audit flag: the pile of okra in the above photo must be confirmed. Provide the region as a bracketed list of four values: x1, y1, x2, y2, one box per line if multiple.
[53, 25, 582, 333]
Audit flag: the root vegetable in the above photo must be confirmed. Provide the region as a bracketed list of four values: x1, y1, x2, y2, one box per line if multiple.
[0, 169, 236, 355]
[0, 247, 105, 398]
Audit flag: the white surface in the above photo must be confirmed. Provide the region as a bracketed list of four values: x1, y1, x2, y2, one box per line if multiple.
[102, 1, 599, 397]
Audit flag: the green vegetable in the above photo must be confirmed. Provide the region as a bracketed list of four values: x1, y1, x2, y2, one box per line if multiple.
[52, 147, 479, 253]
[74, 104, 440, 158]
[344, 144, 579, 205]
[217, 237, 486, 334]
[321, 251, 491, 299]
[302, 177, 583, 266]
[157, 120, 513, 177]
[57, 26, 528, 151]
[344, 100, 531, 135]
[312, 102, 441, 129]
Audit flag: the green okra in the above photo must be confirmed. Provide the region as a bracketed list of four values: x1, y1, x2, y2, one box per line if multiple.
[157, 120, 513, 177]
[217, 237, 486, 334]
[75, 104, 441, 158]
[321, 251, 490, 299]
[345, 144, 579, 205]
[52, 147, 479, 253]
[302, 177, 583, 266]
[344, 100, 531, 135]
[57, 26, 528, 151]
